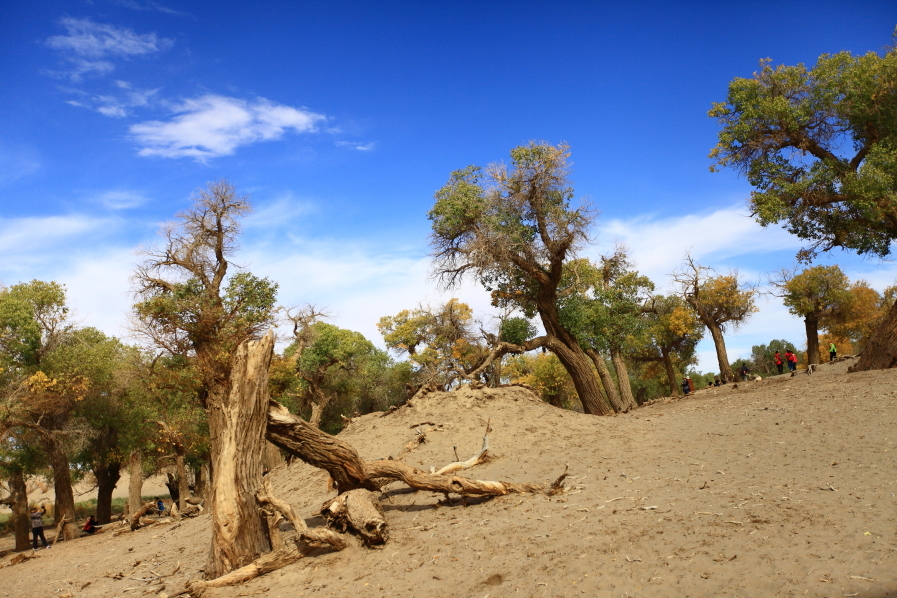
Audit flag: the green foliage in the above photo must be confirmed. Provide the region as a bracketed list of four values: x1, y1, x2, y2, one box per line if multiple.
[748, 339, 798, 376]
[378, 299, 486, 386]
[710, 48, 897, 260]
[0, 280, 69, 370]
[503, 353, 579, 409]
[499, 317, 536, 346]
[780, 265, 852, 320]
[276, 322, 411, 434]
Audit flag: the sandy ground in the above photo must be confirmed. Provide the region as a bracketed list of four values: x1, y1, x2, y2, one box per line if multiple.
[0, 356, 894, 598]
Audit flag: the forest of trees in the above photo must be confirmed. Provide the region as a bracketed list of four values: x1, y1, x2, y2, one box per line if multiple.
[0, 44, 895, 588]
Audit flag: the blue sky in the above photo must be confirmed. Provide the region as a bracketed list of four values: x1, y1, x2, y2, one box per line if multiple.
[1, 0, 895, 371]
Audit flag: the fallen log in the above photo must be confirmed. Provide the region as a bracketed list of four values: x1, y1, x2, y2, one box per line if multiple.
[266, 400, 374, 493]
[321, 489, 388, 546]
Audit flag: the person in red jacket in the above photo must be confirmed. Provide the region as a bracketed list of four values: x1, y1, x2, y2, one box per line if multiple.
[774, 351, 784, 375]
[785, 350, 798, 372]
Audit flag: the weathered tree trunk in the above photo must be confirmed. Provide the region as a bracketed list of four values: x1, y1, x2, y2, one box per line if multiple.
[705, 320, 733, 382]
[165, 472, 180, 506]
[585, 348, 624, 412]
[805, 313, 821, 366]
[8, 467, 31, 551]
[267, 401, 372, 493]
[128, 450, 143, 518]
[610, 347, 637, 411]
[93, 461, 121, 524]
[263, 442, 284, 473]
[549, 339, 613, 415]
[205, 332, 275, 579]
[309, 402, 325, 429]
[852, 297, 897, 371]
[538, 299, 614, 416]
[194, 459, 210, 499]
[661, 349, 679, 396]
[47, 442, 78, 540]
[176, 453, 188, 511]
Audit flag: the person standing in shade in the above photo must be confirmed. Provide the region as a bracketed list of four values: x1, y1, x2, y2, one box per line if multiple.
[681, 377, 691, 395]
[30, 505, 50, 551]
[774, 351, 784, 375]
[829, 342, 837, 362]
[739, 362, 751, 381]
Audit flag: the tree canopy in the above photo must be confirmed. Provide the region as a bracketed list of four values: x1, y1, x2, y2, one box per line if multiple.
[709, 47, 897, 261]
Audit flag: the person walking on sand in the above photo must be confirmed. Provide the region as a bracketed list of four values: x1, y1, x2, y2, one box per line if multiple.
[829, 342, 837, 362]
[774, 351, 784, 375]
[739, 362, 751, 381]
[786, 350, 798, 373]
[30, 505, 50, 551]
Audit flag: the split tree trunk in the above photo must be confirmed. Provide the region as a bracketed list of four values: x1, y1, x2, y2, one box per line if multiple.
[586, 349, 624, 412]
[205, 331, 275, 579]
[93, 462, 121, 524]
[610, 347, 637, 412]
[128, 450, 143, 519]
[805, 313, 821, 366]
[47, 443, 78, 540]
[9, 467, 31, 551]
[852, 297, 897, 371]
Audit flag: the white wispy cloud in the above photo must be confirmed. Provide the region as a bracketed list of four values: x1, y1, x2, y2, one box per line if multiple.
[593, 205, 803, 292]
[0, 215, 114, 267]
[130, 95, 327, 160]
[45, 18, 172, 80]
[336, 140, 376, 151]
[93, 190, 151, 209]
[113, 0, 188, 16]
[66, 83, 160, 118]
[0, 143, 40, 185]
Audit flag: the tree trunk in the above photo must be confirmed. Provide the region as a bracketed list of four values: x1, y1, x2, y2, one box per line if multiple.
[705, 320, 733, 382]
[805, 313, 821, 366]
[46, 441, 78, 540]
[492, 357, 502, 387]
[536, 298, 613, 415]
[165, 472, 180, 506]
[610, 347, 637, 412]
[176, 453, 188, 511]
[661, 349, 679, 396]
[263, 442, 284, 473]
[309, 402, 325, 429]
[93, 461, 121, 524]
[585, 348, 624, 412]
[9, 467, 31, 551]
[194, 459, 210, 499]
[551, 341, 614, 415]
[852, 297, 897, 371]
[128, 450, 143, 518]
[205, 332, 275, 579]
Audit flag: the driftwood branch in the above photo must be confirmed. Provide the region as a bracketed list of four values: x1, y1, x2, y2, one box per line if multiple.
[433, 419, 491, 475]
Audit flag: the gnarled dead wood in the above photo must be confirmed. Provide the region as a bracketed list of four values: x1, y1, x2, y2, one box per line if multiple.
[129, 502, 155, 531]
[321, 489, 388, 546]
[188, 541, 304, 594]
[432, 419, 490, 475]
[364, 460, 541, 496]
[256, 478, 346, 551]
[266, 400, 374, 493]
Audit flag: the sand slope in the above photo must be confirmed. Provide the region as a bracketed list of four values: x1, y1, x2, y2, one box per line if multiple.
[1, 356, 894, 598]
